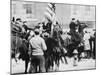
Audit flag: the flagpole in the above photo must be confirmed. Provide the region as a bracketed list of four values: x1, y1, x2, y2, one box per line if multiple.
[48, 3, 56, 37]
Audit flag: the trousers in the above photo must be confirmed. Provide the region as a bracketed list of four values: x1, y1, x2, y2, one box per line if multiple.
[29, 55, 46, 73]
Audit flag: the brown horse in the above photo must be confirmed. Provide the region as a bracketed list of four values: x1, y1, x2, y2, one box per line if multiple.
[62, 22, 88, 60]
[11, 28, 31, 73]
[43, 23, 68, 72]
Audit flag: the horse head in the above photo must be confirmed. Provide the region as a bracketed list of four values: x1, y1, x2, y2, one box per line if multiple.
[78, 23, 88, 33]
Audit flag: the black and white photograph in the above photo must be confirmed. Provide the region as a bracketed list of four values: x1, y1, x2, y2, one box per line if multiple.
[11, 0, 96, 74]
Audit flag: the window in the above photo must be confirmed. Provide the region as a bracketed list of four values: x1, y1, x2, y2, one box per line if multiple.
[85, 6, 91, 15]
[23, 4, 32, 14]
[85, 6, 91, 11]
[12, 4, 16, 14]
[73, 6, 78, 15]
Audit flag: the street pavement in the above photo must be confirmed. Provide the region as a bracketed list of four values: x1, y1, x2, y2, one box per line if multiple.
[11, 57, 96, 74]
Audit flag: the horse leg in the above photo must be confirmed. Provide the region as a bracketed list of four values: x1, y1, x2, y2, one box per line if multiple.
[63, 56, 68, 64]
[77, 47, 80, 61]
[78, 51, 81, 62]
[55, 61, 58, 71]
[51, 57, 54, 71]
[60, 57, 64, 63]
[54, 57, 57, 71]
[45, 55, 53, 72]
[44, 60, 48, 72]
[57, 58, 60, 71]
[15, 51, 20, 62]
[55, 56, 60, 71]
[78, 46, 84, 61]
[25, 59, 29, 73]
[14, 48, 18, 62]
[12, 49, 17, 62]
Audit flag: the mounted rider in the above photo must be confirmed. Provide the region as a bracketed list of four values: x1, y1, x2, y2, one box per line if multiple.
[42, 20, 52, 34]
[69, 18, 81, 44]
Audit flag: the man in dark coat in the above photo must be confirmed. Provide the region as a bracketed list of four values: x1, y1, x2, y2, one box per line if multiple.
[69, 18, 81, 43]
[42, 21, 52, 34]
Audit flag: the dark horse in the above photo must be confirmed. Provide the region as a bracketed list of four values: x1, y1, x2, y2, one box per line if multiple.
[11, 24, 33, 73]
[43, 23, 68, 72]
[63, 22, 88, 61]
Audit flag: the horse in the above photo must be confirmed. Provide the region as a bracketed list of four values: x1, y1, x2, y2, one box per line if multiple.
[77, 23, 88, 61]
[62, 22, 88, 61]
[11, 23, 23, 62]
[11, 24, 33, 73]
[44, 37, 57, 71]
[52, 25, 68, 69]
[42, 23, 68, 72]
[11, 34, 22, 62]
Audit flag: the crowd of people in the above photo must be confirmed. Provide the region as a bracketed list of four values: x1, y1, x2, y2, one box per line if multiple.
[11, 17, 52, 73]
[11, 17, 96, 73]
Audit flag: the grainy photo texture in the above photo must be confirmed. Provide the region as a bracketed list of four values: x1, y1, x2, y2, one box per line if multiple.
[11, 0, 96, 74]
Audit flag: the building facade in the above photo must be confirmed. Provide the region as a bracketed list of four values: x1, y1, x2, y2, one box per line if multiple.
[11, 0, 96, 28]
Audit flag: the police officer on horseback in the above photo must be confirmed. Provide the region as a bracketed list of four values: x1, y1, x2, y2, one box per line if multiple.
[69, 18, 81, 43]
[42, 20, 52, 34]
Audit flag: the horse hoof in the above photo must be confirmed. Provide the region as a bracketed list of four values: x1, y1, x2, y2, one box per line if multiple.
[73, 64, 77, 66]
[65, 61, 68, 64]
[24, 71, 27, 74]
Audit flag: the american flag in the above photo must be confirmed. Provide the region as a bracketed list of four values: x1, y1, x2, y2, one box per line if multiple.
[44, 3, 56, 36]
[44, 3, 56, 22]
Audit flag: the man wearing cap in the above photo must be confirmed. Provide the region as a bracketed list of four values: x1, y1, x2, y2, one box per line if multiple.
[29, 28, 47, 73]
[69, 18, 81, 43]
[69, 18, 76, 31]
[42, 21, 52, 34]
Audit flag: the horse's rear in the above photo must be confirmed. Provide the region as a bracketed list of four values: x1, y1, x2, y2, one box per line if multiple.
[44, 37, 56, 71]
[44, 33, 68, 71]
[11, 35, 22, 59]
